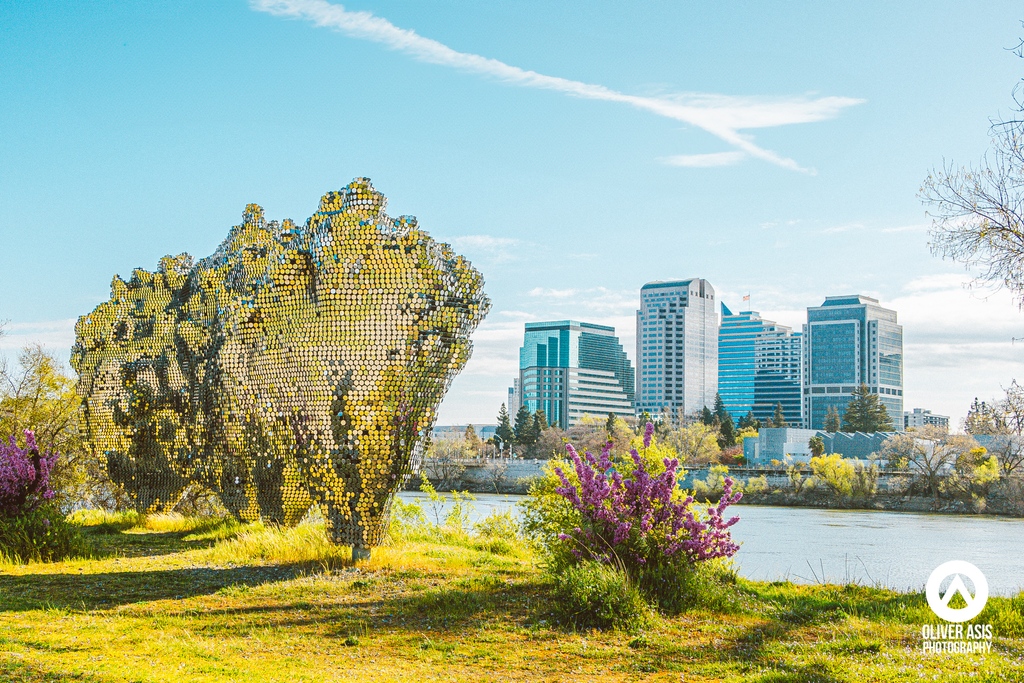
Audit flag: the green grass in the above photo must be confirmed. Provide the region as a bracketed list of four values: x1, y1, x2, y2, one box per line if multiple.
[0, 516, 1021, 682]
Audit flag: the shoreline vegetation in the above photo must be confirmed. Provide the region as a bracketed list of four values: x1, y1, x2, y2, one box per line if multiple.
[409, 463, 1024, 518]
[416, 410, 1024, 519]
[0, 509, 1021, 682]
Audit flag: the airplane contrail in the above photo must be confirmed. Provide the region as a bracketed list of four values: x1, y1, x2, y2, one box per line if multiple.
[252, 0, 864, 172]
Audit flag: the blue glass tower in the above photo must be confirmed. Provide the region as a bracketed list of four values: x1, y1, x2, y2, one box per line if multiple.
[803, 295, 904, 430]
[719, 305, 803, 427]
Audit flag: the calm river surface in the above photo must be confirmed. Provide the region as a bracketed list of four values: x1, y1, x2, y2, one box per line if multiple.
[397, 492, 1024, 596]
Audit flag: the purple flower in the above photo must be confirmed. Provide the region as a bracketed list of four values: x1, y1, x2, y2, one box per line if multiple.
[643, 422, 655, 450]
[0, 430, 59, 518]
[551, 424, 741, 572]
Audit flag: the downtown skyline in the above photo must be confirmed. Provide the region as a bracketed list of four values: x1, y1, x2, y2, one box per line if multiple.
[1, 1, 1023, 428]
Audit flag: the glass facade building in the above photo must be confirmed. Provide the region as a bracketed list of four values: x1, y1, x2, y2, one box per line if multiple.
[803, 295, 904, 430]
[513, 320, 634, 428]
[719, 305, 803, 427]
[636, 279, 718, 417]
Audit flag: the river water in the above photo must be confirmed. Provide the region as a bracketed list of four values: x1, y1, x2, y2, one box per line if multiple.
[397, 492, 1024, 596]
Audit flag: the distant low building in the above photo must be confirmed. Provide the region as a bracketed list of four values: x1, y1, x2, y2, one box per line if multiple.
[743, 427, 900, 465]
[431, 424, 497, 441]
[904, 408, 949, 432]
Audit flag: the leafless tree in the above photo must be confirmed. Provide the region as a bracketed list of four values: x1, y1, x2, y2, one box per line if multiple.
[485, 459, 509, 494]
[882, 429, 976, 501]
[425, 438, 467, 491]
[920, 33, 1024, 308]
[986, 435, 1024, 477]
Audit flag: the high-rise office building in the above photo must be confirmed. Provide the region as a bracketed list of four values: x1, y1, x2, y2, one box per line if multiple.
[514, 320, 634, 428]
[636, 279, 718, 417]
[803, 295, 904, 430]
[719, 305, 803, 427]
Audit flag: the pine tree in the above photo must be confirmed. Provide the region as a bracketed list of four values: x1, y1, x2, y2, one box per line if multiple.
[772, 402, 788, 428]
[824, 405, 842, 432]
[533, 409, 548, 431]
[513, 404, 533, 445]
[605, 412, 618, 434]
[525, 413, 544, 448]
[713, 393, 729, 423]
[739, 411, 760, 430]
[495, 403, 514, 450]
[841, 384, 892, 432]
[718, 412, 736, 448]
[700, 406, 716, 426]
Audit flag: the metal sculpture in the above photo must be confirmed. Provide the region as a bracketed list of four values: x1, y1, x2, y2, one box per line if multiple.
[72, 178, 489, 554]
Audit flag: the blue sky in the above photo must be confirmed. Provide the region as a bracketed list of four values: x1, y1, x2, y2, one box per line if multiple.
[1, 0, 1022, 426]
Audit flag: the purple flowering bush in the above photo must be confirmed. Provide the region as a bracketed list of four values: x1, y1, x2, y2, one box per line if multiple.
[0, 430, 58, 518]
[524, 422, 742, 615]
[0, 431, 87, 563]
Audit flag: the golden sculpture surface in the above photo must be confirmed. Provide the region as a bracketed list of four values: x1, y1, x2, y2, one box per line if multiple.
[72, 178, 489, 550]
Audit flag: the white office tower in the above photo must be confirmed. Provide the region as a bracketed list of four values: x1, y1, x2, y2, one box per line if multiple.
[636, 279, 718, 418]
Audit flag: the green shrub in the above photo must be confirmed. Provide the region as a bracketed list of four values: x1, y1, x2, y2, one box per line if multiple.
[474, 510, 520, 539]
[0, 505, 91, 563]
[550, 561, 652, 632]
[639, 558, 740, 614]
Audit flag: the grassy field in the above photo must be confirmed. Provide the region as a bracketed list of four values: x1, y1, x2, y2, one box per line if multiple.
[0, 514, 1022, 682]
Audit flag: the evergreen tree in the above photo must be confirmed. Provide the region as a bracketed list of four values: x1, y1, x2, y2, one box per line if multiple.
[808, 435, 825, 457]
[606, 412, 618, 434]
[841, 384, 892, 433]
[495, 403, 514, 450]
[524, 412, 544, 448]
[700, 406, 716, 426]
[513, 404, 533, 445]
[713, 393, 729, 423]
[824, 405, 842, 432]
[718, 412, 736, 448]
[738, 411, 761, 430]
[772, 402, 788, 428]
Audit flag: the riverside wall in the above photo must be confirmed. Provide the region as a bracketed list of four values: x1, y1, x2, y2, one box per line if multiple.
[408, 460, 1024, 516]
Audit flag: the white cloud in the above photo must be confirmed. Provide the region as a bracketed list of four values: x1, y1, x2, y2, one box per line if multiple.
[252, 0, 864, 172]
[881, 223, 929, 234]
[448, 234, 520, 262]
[449, 235, 519, 251]
[661, 151, 746, 168]
[0, 319, 78, 376]
[528, 287, 578, 299]
[0, 319, 77, 358]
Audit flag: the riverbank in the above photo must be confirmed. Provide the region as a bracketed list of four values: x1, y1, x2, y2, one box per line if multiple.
[411, 460, 1024, 517]
[1, 516, 1021, 681]
[739, 489, 1024, 516]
